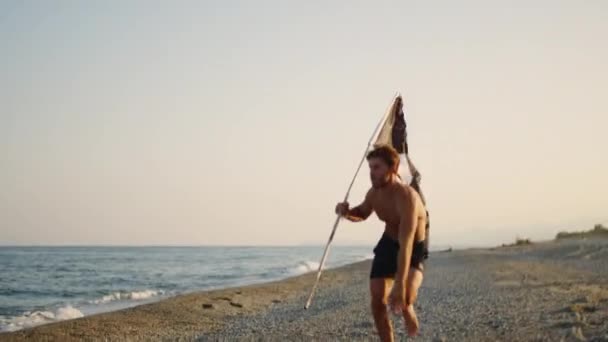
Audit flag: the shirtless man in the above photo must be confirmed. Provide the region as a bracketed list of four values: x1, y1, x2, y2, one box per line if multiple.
[335, 145, 428, 341]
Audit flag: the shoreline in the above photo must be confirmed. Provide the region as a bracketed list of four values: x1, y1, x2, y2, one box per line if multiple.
[0, 245, 374, 334]
[0, 260, 370, 334]
[3, 238, 608, 341]
[0, 259, 368, 341]
[0, 244, 463, 334]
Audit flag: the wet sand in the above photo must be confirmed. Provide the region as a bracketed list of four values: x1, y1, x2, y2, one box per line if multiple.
[2, 238, 608, 341]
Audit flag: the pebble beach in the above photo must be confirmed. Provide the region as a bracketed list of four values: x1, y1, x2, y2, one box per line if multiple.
[2, 238, 607, 341]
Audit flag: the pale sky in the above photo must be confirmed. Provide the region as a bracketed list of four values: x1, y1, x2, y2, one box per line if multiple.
[1, 1, 606, 247]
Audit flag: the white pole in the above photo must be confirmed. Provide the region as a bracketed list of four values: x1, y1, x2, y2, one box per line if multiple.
[304, 93, 399, 309]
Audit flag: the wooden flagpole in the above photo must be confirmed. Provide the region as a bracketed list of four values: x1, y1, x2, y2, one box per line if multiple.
[304, 93, 399, 309]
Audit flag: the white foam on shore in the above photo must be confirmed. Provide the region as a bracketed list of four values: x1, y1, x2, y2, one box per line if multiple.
[294, 260, 320, 274]
[360, 253, 374, 260]
[0, 305, 84, 332]
[0, 290, 166, 332]
[90, 289, 164, 304]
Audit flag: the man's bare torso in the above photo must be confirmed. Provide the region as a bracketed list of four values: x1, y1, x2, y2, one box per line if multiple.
[368, 182, 427, 243]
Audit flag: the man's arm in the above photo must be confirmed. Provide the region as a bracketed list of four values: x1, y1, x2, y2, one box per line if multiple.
[337, 189, 374, 222]
[394, 186, 417, 286]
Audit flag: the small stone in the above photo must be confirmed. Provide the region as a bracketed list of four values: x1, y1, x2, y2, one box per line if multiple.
[202, 303, 215, 309]
[229, 301, 243, 308]
[569, 327, 586, 341]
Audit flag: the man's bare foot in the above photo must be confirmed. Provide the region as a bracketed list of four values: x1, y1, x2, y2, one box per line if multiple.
[403, 304, 419, 336]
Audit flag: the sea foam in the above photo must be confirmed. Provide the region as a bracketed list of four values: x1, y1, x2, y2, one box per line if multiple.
[294, 260, 320, 274]
[0, 305, 84, 332]
[90, 289, 164, 304]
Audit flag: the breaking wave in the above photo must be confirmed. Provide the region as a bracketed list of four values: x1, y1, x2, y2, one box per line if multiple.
[293, 260, 320, 274]
[89, 289, 164, 304]
[0, 305, 84, 332]
[360, 253, 374, 260]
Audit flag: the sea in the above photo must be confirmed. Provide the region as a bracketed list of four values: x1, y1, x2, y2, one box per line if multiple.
[0, 246, 375, 332]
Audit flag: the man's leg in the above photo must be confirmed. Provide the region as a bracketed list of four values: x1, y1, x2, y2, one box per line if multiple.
[370, 277, 394, 342]
[402, 268, 423, 336]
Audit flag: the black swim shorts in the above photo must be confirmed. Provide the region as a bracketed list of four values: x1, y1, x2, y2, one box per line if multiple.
[369, 233, 428, 279]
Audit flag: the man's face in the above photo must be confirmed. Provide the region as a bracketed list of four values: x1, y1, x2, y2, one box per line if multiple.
[368, 157, 391, 188]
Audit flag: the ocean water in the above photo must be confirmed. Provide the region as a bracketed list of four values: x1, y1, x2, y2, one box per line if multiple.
[0, 246, 373, 332]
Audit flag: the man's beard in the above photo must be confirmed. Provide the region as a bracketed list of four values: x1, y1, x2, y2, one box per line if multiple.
[371, 177, 390, 188]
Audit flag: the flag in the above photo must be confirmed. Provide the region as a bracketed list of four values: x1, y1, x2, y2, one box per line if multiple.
[374, 95, 430, 249]
[374, 96, 424, 199]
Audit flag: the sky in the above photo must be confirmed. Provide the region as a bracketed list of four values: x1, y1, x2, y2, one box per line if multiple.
[1, 1, 607, 247]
